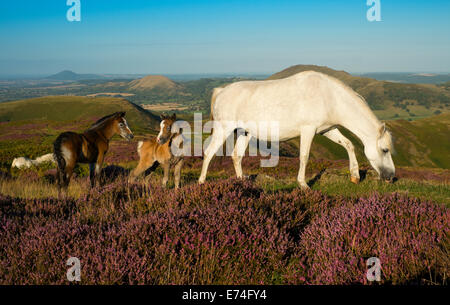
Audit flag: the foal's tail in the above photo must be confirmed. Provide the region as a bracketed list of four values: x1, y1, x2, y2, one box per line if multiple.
[53, 134, 67, 187]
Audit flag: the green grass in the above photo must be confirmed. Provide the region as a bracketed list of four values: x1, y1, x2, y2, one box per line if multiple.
[313, 173, 449, 206]
[2, 161, 448, 208]
[247, 168, 449, 207]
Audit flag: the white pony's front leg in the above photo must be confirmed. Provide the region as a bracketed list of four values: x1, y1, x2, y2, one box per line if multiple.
[322, 128, 360, 183]
[231, 133, 251, 178]
[297, 126, 316, 189]
[199, 124, 231, 184]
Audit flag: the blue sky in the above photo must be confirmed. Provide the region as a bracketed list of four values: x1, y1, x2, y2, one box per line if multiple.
[0, 0, 449, 75]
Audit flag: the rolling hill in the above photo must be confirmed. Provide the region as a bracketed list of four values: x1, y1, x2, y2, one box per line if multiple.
[0, 96, 160, 133]
[268, 65, 358, 83]
[128, 75, 180, 92]
[267, 65, 450, 119]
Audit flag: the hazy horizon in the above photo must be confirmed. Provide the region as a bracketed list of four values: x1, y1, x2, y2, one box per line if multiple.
[1, 70, 449, 80]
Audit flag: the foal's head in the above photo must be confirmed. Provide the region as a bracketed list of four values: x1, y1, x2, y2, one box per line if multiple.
[157, 113, 177, 145]
[111, 112, 134, 141]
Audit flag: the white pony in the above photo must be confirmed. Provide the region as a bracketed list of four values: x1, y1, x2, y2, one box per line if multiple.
[198, 71, 395, 188]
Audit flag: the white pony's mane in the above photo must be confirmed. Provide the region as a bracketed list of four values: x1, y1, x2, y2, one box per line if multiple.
[324, 74, 392, 145]
[325, 74, 374, 112]
[382, 129, 395, 152]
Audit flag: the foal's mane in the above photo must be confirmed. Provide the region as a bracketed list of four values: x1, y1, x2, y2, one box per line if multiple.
[88, 113, 117, 130]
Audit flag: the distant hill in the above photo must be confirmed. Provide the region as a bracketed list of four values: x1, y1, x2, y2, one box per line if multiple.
[267, 65, 450, 118]
[268, 65, 357, 83]
[0, 96, 160, 133]
[128, 75, 180, 92]
[46, 70, 106, 81]
[359, 72, 450, 85]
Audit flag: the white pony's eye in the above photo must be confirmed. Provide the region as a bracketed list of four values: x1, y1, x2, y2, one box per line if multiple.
[382, 148, 389, 153]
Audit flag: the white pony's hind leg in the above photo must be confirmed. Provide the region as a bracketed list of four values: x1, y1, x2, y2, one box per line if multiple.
[232, 133, 251, 178]
[322, 128, 360, 183]
[198, 124, 232, 184]
[297, 126, 316, 189]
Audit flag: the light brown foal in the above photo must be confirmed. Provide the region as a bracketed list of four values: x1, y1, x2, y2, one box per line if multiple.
[129, 113, 184, 188]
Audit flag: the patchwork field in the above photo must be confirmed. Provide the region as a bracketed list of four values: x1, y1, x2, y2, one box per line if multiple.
[142, 102, 189, 112]
[86, 93, 135, 98]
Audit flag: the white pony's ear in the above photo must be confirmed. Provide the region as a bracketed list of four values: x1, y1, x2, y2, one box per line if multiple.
[379, 123, 386, 136]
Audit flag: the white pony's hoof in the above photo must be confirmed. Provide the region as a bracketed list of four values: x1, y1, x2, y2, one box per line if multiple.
[298, 182, 310, 190]
[350, 176, 360, 184]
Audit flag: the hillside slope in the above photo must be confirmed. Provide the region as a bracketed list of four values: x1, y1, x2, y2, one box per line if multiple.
[300, 113, 450, 169]
[0, 96, 160, 133]
[387, 113, 450, 168]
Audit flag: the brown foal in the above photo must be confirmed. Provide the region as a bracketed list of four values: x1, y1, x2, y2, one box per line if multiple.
[129, 113, 184, 188]
[53, 112, 134, 193]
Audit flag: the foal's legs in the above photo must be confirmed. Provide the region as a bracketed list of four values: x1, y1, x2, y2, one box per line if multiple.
[56, 167, 67, 198]
[198, 124, 233, 184]
[56, 166, 63, 190]
[62, 162, 75, 192]
[128, 152, 156, 183]
[143, 162, 159, 183]
[56, 155, 74, 196]
[162, 162, 170, 188]
[297, 126, 316, 189]
[89, 163, 96, 188]
[90, 152, 105, 188]
[322, 128, 360, 183]
[231, 133, 251, 178]
[174, 159, 184, 189]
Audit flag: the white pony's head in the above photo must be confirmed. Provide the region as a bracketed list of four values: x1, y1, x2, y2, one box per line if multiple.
[364, 123, 396, 182]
